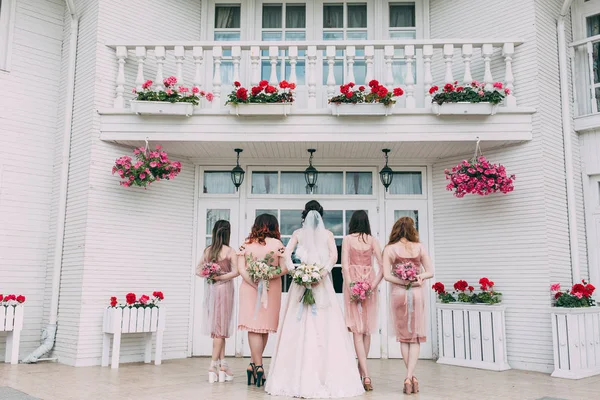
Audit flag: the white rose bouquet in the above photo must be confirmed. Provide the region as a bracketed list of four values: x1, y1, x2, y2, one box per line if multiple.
[291, 263, 324, 305]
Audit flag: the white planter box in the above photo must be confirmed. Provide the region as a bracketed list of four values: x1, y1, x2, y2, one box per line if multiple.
[1, 305, 24, 364]
[432, 102, 498, 116]
[330, 103, 394, 116]
[551, 307, 600, 379]
[436, 303, 510, 371]
[130, 100, 194, 116]
[101, 306, 166, 369]
[229, 103, 292, 116]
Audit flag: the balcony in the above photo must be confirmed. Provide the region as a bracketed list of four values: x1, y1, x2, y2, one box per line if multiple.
[98, 39, 534, 158]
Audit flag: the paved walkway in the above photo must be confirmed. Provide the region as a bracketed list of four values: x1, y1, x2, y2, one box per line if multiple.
[1, 358, 599, 400]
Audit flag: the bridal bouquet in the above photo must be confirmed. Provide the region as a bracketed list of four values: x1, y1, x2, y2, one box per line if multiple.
[246, 252, 281, 313]
[392, 261, 419, 289]
[198, 262, 222, 284]
[291, 263, 324, 305]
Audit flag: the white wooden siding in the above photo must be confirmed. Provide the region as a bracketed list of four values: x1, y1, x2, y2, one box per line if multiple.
[580, 131, 600, 175]
[0, 0, 65, 359]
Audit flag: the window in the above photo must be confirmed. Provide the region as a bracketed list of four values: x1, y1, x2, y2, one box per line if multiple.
[205, 209, 230, 245]
[322, 2, 368, 85]
[388, 171, 423, 195]
[250, 170, 373, 195]
[203, 171, 236, 194]
[346, 171, 372, 195]
[261, 3, 307, 84]
[0, 0, 16, 71]
[587, 13, 600, 111]
[388, 3, 416, 85]
[214, 4, 241, 84]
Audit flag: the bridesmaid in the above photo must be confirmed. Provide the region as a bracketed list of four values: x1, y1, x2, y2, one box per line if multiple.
[341, 210, 383, 391]
[237, 214, 287, 388]
[382, 216, 433, 395]
[197, 220, 238, 383]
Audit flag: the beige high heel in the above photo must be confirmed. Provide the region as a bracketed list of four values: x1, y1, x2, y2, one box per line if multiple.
[411, 376, 419, 393]
[208, 360, 219, 384]
[219, 359, 233, 382]
[363, 377, 373, 391]
[403, 378, 413, 394]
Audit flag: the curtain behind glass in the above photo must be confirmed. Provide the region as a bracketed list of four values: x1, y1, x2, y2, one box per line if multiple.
[215, 6, 240, 29]
[347, 4, 367, 28]
[394, 210, 419, 231]
[287, 5, 306, 28]
[389, 172, 422, 195]
[323, 4, 343, 28]
[346, 172, 372, 195]
[263, 4, 282, 28]
[389, 4, 415, 28]
[204, 172, 235, 194]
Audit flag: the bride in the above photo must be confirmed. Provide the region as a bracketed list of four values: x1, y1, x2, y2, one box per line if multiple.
[265, 201, 365, 398]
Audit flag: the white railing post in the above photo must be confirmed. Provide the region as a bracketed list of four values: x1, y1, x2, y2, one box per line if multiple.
[364, 45, 375, 85]
[384, 45, 394, 88]
[326, 45, 336, 97]
[269, 46, 279, 85]
[462, 44, 473, 85]
[114, 46, 127, 108]
[502, 42, 516, 107]
[232, 46, 242, 84]
[134, 46, 146, 91]
[212, 46, 222, 109]
[288, 46, 298, 84]
[482, 43, 494, 90]
[443, 44, 454, 84]
[174, 45, 185, 85]
[154, 46, 166, 91]
[346, 45, 356, 84]
[307, 45, 318, 109]
[250, 46, 261, 86]
[192, 46, 204, 92]
[404, 45, 416, 109]
[586, 41, 598, 114]
[423, 44, 433, 108]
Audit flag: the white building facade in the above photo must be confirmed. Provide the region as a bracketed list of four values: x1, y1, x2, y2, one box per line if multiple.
[0, 0, 598, 374]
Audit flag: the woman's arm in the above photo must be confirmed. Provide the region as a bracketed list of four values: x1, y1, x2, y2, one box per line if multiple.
[382, 246, 406, 285]
[195, 249, 208, 277]
[237, 246, 258, 289]
[341, 236, 351, 289]
[371, 237, 384, 289]
[284, 232, 298, 272]
[273, 241, 289, 279]
[417, 243, 434, 283]
[213, 247, 240, 281]
[322, 231, 338, 278]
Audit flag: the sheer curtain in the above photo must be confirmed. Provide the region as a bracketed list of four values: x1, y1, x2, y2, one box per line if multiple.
[346, 172, 372, 195]
[347, 4, 367, 28]
[389, 172, 422, 195]
[203, 172, 235, 194]
[263, 5, 282, 28]
[389, 5, 415, 28]
[323, 5, 343, 28]
[286, 5, 306, 28]
[215, 6, 239, 29]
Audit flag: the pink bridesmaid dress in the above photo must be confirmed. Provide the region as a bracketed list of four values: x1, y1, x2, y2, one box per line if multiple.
[237, 237, 286, 333]
[199, 253, 235, 338]
[342, 235, 382, 335]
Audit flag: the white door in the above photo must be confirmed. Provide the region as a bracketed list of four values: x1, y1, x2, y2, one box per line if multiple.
[384, 200, 433, 359]
[192, 200, 240, 356]
[243, 200, 381, 358]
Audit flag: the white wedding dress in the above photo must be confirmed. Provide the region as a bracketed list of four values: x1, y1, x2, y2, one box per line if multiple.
[265, 211, 365, 398]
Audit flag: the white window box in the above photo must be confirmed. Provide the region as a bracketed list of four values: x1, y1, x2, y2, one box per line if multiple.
[551, 307, 600, 379]
[1, 304, 24, 364]
[229, 103, 292, 116]
[432, 102, 498, 116]
[101, 307, 166, 369]
[436, 303, 510, 371]
[130, 101, 194, 117]
[330, 103, 394, 116]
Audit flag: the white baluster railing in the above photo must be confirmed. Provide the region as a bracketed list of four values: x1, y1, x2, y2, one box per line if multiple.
[107, 40, 523, 111]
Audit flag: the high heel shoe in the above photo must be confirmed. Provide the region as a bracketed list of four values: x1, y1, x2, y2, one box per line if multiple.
[246, 362, 256, 386]
[363, 377, 373, 391]
[218, 359, 233, 382]
[411, 376, 419, 393]
[208, 360, 219, 384]
[255, 365, 266, 388]
[403, 378, 413, 394]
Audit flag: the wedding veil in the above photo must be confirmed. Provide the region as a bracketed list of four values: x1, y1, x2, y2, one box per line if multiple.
[297, 210, 332, 269]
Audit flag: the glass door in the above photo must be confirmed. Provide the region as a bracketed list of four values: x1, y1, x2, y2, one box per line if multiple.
[385, 199, 432, 359]
[192, 199, 240, 356]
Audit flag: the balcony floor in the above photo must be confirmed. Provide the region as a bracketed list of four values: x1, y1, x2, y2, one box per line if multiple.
[1, 358, 598, 400]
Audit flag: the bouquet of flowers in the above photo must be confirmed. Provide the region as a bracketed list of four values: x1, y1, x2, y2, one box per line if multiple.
[349, 281, 373, 303]
[246, 252, 281, 312]
[133, 76, 214, 105]
[429, 80, 508, 106]
[0, 294, 26, 306]
[198, 262, 222, 284]
[291, 263, 324, 305]
[444, 155, 515, 198]
[551, 281, 596, 308]
[392, 261, 419, 289]
[109, 291, 164, 308]
[226, 80, 295, 105]
[112, 144, 182, 188]
[328, 80, 404, 106]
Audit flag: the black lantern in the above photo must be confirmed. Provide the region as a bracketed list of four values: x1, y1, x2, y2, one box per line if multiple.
[231, 148, 245, 191]
[304, 149, 318, 192]
[379, 149, 394, 192]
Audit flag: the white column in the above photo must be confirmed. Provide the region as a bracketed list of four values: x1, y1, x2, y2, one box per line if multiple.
[482, 43, 494, 90]
[364, 45, 375, 85]
[384, 45, 394, 88]
[503, 42, 516, 107]
[212, 46, 222, 109]
[288, 46, 298, 84]
[192, 46, 204, 91]
[346, 45, 356, 84]
[269, 46, 279, 85]
[423, 44, 433, 108]
[154, 46, 166, 90]
[134, 46, 146, 91]
[307, 45, 318, 109]
[443, 44, 454, 84]
[113, 46, 127, 108]
[404, 45, 416, 109]
[250, 46, 261, 86]
[462, 44, 473, 85]
[326, 45, 336, 97]
[174, 45, 185, 85]
[232, 46, 242, 84]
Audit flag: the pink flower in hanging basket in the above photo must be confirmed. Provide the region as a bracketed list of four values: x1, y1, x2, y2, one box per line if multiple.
[445, 155, 515, 198]
[112, 145, 182, 188]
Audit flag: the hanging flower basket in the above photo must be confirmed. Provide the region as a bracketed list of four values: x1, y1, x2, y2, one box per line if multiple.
[328, 81, 403, 116]
[444, 142, 515, 198]
[429, 81, 508, 116]
[227, 80, 294, 116]
[112, 144, 182, 188]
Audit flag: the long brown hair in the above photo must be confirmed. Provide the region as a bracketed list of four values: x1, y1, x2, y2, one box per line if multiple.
[388, 216, 419, 245]
[349, 210, 371, 243]
[206, 220, 231, 262]
[246, 214, 281, 245]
